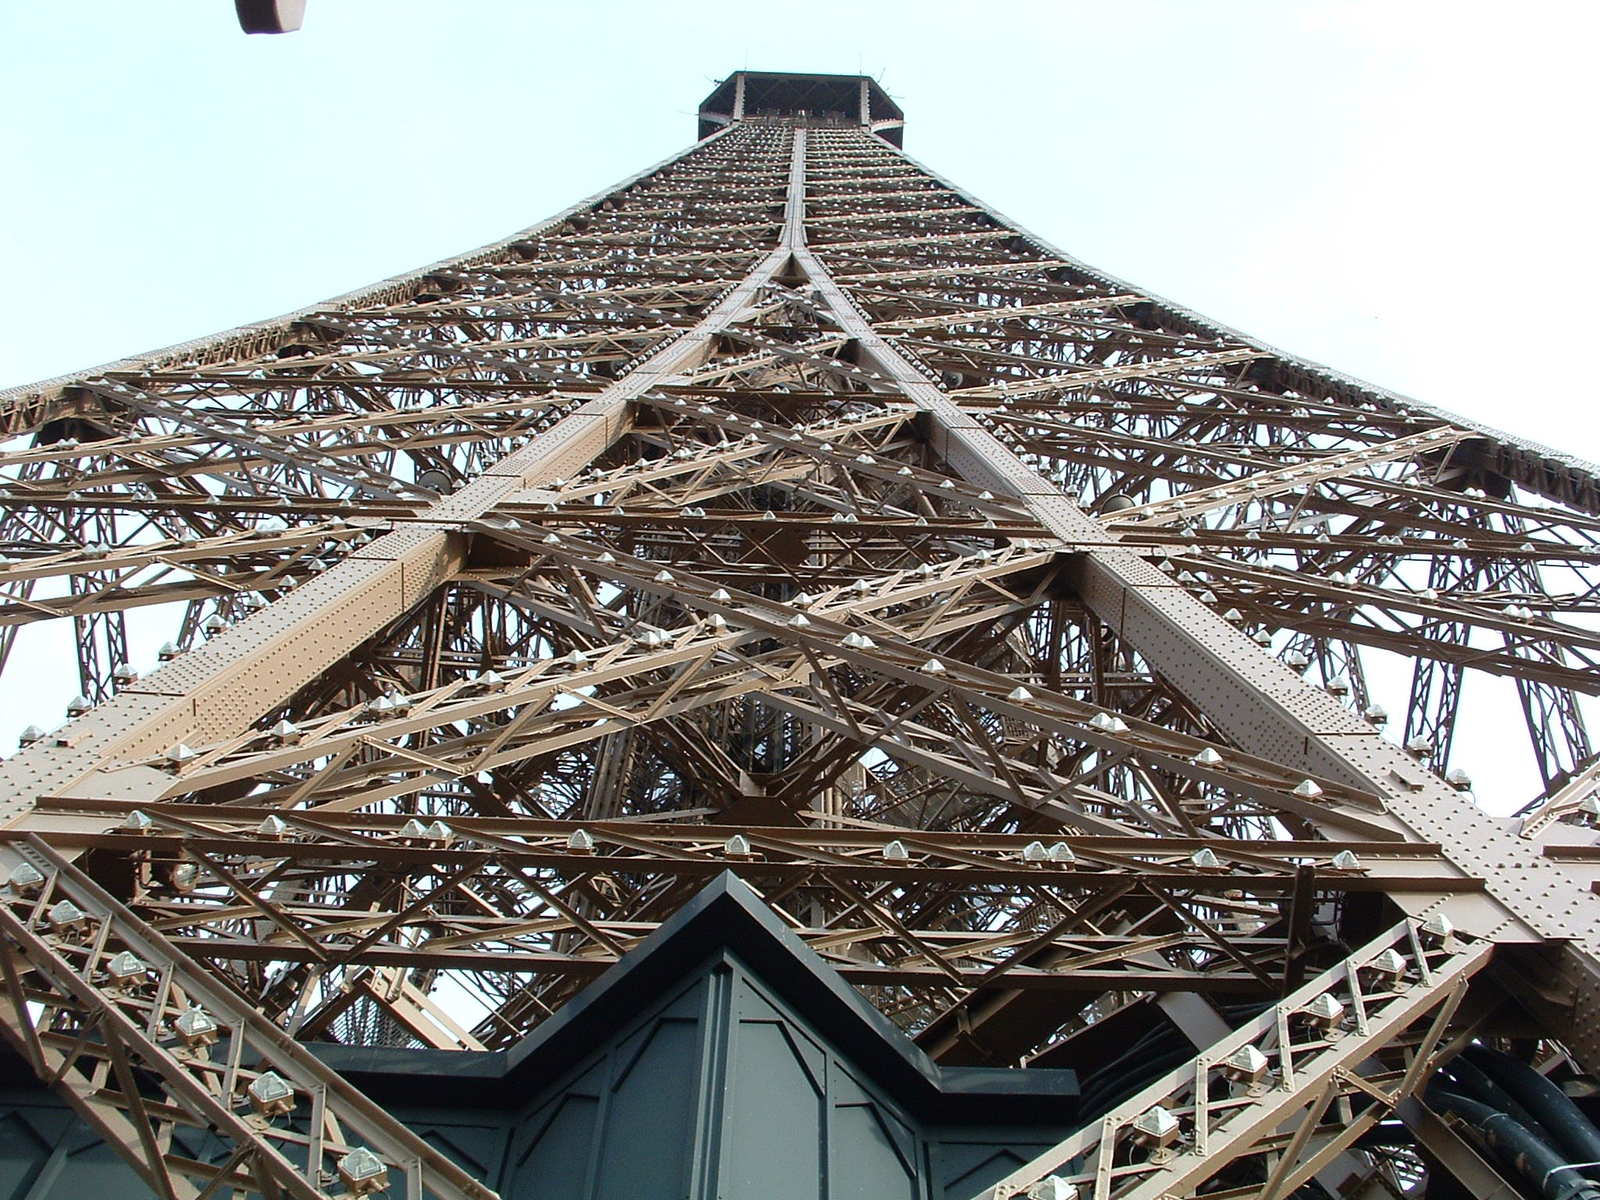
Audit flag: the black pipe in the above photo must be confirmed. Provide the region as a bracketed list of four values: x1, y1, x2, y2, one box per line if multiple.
[1439, 1055, 1544, 1133]
[1074, 1000, 1275, 1113]
[1077, 1044, 1198, 1116]
[1465, 1047, 1600, 1180]
[1429, 1089, 1600, 1200]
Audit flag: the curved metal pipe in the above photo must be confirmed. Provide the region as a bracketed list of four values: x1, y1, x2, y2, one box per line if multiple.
[1465, 1047, 1600, 1180]
[1440, 1054, 1544, 1131]
[1430, 1090, 1600, 1200]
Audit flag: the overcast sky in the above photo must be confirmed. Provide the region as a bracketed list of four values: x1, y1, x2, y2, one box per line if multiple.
[5, 0, 1596, 454]
[1, 1, 1595, 806]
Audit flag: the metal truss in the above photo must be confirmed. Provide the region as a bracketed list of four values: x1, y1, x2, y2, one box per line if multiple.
[0, 835, 491, 1200]
[978, 920, 1495, 1199]
[1, 75, 1598, 1198]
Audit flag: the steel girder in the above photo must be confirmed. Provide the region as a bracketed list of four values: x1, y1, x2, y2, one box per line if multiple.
[0, 89, 1596, 1199]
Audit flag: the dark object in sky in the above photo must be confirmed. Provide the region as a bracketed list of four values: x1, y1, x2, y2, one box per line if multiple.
[235, 0, 306, 33]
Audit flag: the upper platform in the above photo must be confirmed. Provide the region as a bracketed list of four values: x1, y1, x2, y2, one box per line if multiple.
[698, 70, 905, 146]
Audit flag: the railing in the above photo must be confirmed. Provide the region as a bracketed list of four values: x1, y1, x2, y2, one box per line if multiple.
[0, 835, 497, 1200]
[976, 919, 1494, 1200]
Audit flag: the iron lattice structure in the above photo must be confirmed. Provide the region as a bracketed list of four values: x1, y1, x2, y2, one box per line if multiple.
[1, 70, 1599, 1199]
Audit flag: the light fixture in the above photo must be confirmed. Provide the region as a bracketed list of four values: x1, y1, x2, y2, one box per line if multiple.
[246, 1071, 296, 1118]
[172, 1006, 220, 1050]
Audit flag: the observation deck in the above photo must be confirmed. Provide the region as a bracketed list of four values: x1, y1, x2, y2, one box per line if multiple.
[697, 70, 905, 146]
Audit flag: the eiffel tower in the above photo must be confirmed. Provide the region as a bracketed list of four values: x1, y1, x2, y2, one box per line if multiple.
[0, 69, 1597, 1200]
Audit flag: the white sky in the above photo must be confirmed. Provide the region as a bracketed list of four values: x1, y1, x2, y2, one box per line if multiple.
[0, 1, 1596, 808]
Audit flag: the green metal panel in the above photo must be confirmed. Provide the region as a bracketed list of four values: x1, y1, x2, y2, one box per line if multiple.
[0, 876, 1076, 1199]
[928, 1139, 1073, 1200]
[516, 1092, 598, 1199]
[722, 978, 826, 1199]
[596, 1017, 702, 1198]
[0, 1091, 152, 1199]
[832, 1102, 918, 1200]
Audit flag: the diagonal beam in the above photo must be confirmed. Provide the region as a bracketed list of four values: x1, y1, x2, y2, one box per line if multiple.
[972, 921, 1493, 1200]
[0, 140, 807, 822]
[787, 128, 1600, 1067]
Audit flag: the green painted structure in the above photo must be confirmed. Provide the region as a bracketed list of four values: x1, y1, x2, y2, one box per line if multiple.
[0, 876, 1078, 1198]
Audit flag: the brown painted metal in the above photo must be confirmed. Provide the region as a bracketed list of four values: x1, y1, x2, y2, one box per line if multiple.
[0, 73, 1597, 1198]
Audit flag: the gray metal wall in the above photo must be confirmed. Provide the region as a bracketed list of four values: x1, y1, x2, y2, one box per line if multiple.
[0, 950, 1070, 1199]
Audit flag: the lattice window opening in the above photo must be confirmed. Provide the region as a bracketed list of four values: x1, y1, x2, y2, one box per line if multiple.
[1127, 507, 1598, 805]
[124, 579, 1382, 832]
[78, 784, 1388, 1030]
